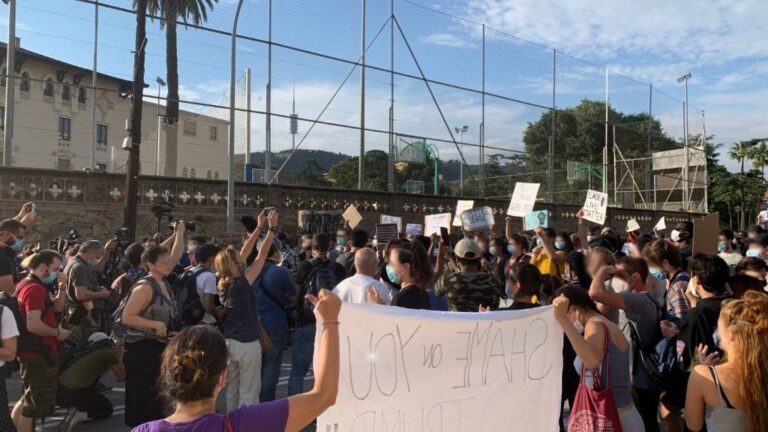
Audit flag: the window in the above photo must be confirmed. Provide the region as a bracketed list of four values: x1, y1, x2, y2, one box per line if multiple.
[58, 117, 71, 140]
[96, 163, 107, 171]
[58, 158, 71, 170]
[214, 171, 220, 180]
[0, 68, 5, 87]
[78, 87, 86, 104]
[43, 79, 53, 97]
[183, 120, 197, 137]
[206, 170, 212, 179]
[62, 84, 71, 101]
[182, 167, 188, 177]
[97, 124, 108, 146]
[20, 72, 30, 92]
[190, 168, 196, 178]
[209, 126, 217, 141]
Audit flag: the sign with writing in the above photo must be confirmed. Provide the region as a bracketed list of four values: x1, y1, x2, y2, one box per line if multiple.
[298, 210, 344, 234]
[654, 217, 666, 231]
[380, 215, 403, 233]
[582, 190, 608, 225]
[524, 210, 548, 231]
[342, 205, 363, 229]
[376, 223, 399, 243]
[693, 213, 719, 255]
[317, 305, 563, 432]
[424, 213, 452, 236]
[507, 182, 540, 217]
[461, 206, 495, 231]
[405, 223, 423, 236]
[452, 200, 475, 227]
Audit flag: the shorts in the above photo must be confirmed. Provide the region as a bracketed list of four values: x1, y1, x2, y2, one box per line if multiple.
[19, 355, 59, 418]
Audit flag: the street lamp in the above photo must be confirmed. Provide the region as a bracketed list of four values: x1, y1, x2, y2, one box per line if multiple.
[455, 125, 468, 195]
[677, 73, 692, 211]
[155, 76, 166, 176]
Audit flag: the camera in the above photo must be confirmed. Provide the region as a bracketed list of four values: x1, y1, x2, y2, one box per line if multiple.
[115, 227, 132, 248]
[168, 220, 196, 232]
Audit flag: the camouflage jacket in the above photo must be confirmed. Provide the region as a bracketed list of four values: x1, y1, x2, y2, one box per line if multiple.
[434, 271, 501, 312]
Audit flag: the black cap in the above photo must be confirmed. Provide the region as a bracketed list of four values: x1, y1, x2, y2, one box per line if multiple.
[744, 233, 768, 247]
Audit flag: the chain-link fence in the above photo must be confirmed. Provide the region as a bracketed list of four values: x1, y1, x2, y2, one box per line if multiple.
[0, 0, 706, 212]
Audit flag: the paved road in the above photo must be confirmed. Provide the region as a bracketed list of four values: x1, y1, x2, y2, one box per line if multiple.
[7, 348, 314, 431]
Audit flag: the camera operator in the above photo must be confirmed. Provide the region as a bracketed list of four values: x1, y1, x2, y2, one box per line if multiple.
[63, 240, 114, 345]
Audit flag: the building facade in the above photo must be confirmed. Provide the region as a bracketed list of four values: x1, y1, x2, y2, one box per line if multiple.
[0, 41, 228, 178]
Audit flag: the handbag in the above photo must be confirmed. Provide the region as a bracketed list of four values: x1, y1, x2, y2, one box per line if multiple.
[567, 324, 624, 432]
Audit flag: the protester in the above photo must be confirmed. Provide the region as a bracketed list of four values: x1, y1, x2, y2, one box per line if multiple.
[486, 236, 510, 296]
[57, 332, 125, 431]
[189, 243, 222, 326]
[133, 289, 341, 432]
[434, 238, 500, 311]
[333, 248, 393, 304]
[388, 240, 434, 309]
[502, 263, 542, 309]
[291, 233, 345, 396]
[743, 233, 768, 262]
[0, 219, 26, 292]
[553, 286, 644, 432]
[329, 228, 347, 262]
[216, 210, 278, 410]
[0, 264, 18, 431]
[277, 232, 300, 279]
[12, 250, 70, 432]
[531, 227, 565, 279]
[336, 229, 368, 278]
[121, 222, 185, 427]
[728, 274, 764, 298]
[63, 240, 113, 344]
[672, 222, 693, 268]
[733, 256, 767, 281]
[718, 229, 743, 275]
[685, 291, 768, 432]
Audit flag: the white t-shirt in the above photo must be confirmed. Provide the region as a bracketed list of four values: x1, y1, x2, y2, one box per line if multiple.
[333, 274, 393, 305]
[0, 307, 19, 367]
[192, 266, 219, 324]
[758, 210, 768, 223]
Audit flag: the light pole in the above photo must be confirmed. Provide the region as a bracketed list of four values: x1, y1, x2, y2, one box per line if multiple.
[155, 76, 165, 176]
[455, 125, 468, 195]
[2, 0, 15, 167]
[677, 72, 692, 211]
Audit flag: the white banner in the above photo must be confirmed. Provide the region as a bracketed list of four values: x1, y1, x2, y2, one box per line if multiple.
[380, 215, 403, 233]
[507, 182, 540, 217]
[424, 213, 452, 236]
[452, 200, 475, 227]
[582, 189, 608, 225]
[317, 305, 564, 432]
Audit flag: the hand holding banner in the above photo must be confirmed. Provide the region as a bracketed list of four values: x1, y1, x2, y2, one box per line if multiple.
[461, 207, 495, 231]
[425, 213, 452, 236]
[524, 210, 548, 231]
[405, 223, 423, 236]
[380, 215, 403, 233]
[342, 205, 363, 229]
[507, 182, 540, 217]
[453, 200, 475, 227]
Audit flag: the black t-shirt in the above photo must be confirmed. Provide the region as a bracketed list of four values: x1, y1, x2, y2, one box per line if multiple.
[679, 295, 731, 371]
[392, 285, 430, 310]
[337, 252, 356, 278]
[0, 244, 19, 284]
[222, 274, 260, 343]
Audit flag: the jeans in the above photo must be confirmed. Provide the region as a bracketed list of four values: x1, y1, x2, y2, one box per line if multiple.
[226, 339, 262, 410]
[260, 330, 288, 403]
[288, 324, 315, 396]
[634, 386, 661, 432]
[57, 385, 113, 420]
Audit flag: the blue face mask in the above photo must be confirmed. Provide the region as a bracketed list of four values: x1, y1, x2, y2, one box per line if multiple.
[42, 271, 58, 285]
[649, 267, 665, 281]
[336, 237, 346, 246]
[88, 258, 100, 267]
[555, 240, 566, 250]
[10, 238, 23, 252]
[587, 235, 597, 243]
[507, 245, 516, 255]
[717, 241, 727, 253]
[746, 249, 761, 258]
[385, 265, 400, 284]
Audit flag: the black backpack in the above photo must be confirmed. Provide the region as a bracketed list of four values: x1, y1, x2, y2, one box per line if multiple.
[59, 339, 112, 374]
[298, 259, 339, 321]
[173, 268, 207, 327]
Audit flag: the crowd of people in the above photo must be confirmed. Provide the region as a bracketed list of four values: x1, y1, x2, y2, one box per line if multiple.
[0, 200, 766, 432]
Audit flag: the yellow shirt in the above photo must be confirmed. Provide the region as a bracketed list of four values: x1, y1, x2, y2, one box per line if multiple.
[532, 251, 565, 278]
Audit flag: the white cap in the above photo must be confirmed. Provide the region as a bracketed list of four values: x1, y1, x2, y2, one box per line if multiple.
[87, 332, 109, 344]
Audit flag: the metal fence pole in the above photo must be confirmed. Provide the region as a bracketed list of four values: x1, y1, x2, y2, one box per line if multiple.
[358, 0, 366, 190]
[90, 0, 99, 170]
[388, 0, 394, 193]
[603, 68, 609, 195]
[647, 84, 652, 207]
[480, 24, 485, 198]
[265, 0, 272, 183]
[245, 67, 252, 181]
[228, 0, 245, 232]
[3, 0, 16, 166]
[548, 49, 556, 202]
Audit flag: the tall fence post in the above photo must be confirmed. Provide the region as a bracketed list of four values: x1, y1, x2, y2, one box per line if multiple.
[265, 0, 272, 183]
[547, 49, 556, 202]
[480, 24, 486, 198]
[3, 0, 16, 166]
[388, 0, 394, 193]
[358, 0, 366, 190]
[228, 0, 246, 232]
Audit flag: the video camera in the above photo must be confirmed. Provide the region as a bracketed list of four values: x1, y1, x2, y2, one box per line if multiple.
[48, 230, 83, 255]
[168, 219, 196, 232]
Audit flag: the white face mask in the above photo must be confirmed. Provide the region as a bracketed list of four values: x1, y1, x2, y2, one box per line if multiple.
[573, 320, 585, 334]
[671, 230, 680, 242]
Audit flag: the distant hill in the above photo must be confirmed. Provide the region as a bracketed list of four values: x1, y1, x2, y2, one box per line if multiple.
[240, 149, 350, 173]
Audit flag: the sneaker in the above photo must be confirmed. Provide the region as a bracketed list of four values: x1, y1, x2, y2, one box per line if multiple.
[58, 407, 79, 432]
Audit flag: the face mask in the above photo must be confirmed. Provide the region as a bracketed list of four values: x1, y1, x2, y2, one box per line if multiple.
[671, 230, 681, 242]
[88, 258, 99, 267]
[648, 267, 665, 281]
[507, 245, 516, 255]
[10, 238, 23, 252]
[42, 271, 58, 285]
[554, 241, 566, 250]
[385, 265, 400, 284]
[746, 249, 761, 258]
[489, 246, 498, 256]
[536, 238, 542, 247]
[573, 320, 585, 334]
[717, 242, 727, 253]
[713, 329, 722, 350]
[336, 237, 346, 246]
[586, 235, 597, 243]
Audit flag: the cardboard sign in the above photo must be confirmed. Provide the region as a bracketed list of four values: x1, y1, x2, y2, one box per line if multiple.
[317, 304, 564, 432]
[379, 215, 403, 233]
[654, 217, 666, 231]
[425, 213, 452, 236]
[405, 223, 423, 236]
[342, 205, 363, 229]
[461, 206, 495, 231]
[376, 223, 399, 243]
[524, 210, 548, 231]
[452, 200, 475, 227]
[582, 190, 608, 225]
[507, 182, 540, 217]
[626, 218, 640, 232]
[693, 213, 719, 255]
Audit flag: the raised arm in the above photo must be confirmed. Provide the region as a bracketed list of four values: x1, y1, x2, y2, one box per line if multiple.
[588, 265, 626, 310]
[168, 222, 185, 265]
[505, 216, 513, 240]
[243, 210, 278, 285]
[160, 233, 176, 250]
[576, 208, 591, 252]
[553, 296, 606, 370]
[239, 221, 262, 261]
[533, 226, 559, 261]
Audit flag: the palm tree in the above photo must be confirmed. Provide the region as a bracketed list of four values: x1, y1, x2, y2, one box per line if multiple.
[749, 141, 768, 180]
[143, 0, 218, 176]
[729, 140, 756, 230]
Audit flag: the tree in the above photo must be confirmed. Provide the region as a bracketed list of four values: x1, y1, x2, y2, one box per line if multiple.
[729, 140, 756, 230]
[297, 159, 328, 186]
[143, 0, 218, 176]
[748, 141, 768, 180]
[327, 150, 389, 190]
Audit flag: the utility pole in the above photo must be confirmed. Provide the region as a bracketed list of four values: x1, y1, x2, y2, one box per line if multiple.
[358, 0, 366, 190]
[123, 0, 148, 241]
[677, 72, 692, 211]
[265, 0, 272, 183]
[2, 0, 16, 167]
[228, 0, 246, 232]
[155, 76, 165, 175]
[245, 68, 251, 181]
[90, 0, 99, 170]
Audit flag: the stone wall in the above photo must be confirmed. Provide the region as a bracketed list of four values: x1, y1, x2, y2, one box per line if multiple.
[0, 167, 698, 244]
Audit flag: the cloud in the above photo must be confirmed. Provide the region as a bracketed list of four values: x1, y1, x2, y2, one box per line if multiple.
[419, 33, 478, 49]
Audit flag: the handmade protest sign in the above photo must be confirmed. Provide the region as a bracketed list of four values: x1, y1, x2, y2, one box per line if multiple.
[507, 182, 540, 217]
[693, 213, 719, 255]
[452, 200, 475, 227]
[524, 210, 548, 231]
[582, 190, 608, 225]
[405, 223, 423, 236]
[317, 304, 564, 432]
[425, 213, 452, 236]
[380, 215, 403, 233]
[342, 205, 363, 229]
[460, 206, 495, 231]
[626, 218, 640, 232]
[654, 217, 666, 231]
[376, 223, 399, 243]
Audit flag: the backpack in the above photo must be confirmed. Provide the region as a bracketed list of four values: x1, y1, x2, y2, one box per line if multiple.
[173, 268, 207, 327]
[6, 279, 54, 366]
[298, 259, 339, 322]
[625, 292, 666, 383]
[63, 259, 91, 326]
[0, 303, 17, 378]
[104, 272, 136, 335]
[58, 339, 112, 374]
[111, 276, 166, 343]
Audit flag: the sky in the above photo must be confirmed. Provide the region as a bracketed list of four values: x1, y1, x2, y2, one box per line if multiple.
[4, 0, 767, 172]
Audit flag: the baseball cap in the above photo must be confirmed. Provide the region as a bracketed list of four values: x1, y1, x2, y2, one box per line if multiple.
[744, 233, 768, 248]
[87, 332, 110, 344]
[454, 238, 482, 259]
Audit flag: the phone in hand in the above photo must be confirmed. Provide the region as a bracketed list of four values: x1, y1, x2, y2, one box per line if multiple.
[440, 227, 450, 246]
[263, 207, 275, 214]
